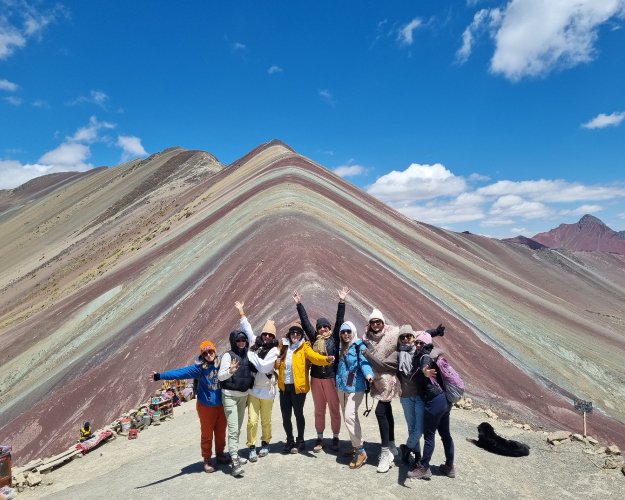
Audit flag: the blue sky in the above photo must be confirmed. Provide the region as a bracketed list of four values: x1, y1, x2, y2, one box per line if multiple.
[1, 0, 624, 238]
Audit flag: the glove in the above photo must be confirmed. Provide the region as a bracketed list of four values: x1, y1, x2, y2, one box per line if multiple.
[426, 324, 445, 337]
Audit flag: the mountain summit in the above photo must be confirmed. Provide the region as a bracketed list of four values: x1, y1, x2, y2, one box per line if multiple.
[532, 214, 625, 254]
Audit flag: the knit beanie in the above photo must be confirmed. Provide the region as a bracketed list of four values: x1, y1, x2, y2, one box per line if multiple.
[398, 325, 414, 337]
[199, 340, 216, 353]
[368, 308, 385, 323]
[416, 331, 432, 345]
[261, 319, 276, 337]
[316, 317, 332, 330]
[287, 320, 305, 337]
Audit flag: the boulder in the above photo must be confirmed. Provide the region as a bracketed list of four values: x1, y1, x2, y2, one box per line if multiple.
[522, 424, 531, 431]
[547, 431, 571, 444]
[606, 445, 621, 455]
[26, 470, 42, 487]
[604, 456, 623, 469]
[586, 436, 599, 445]
[571, 433, 585, 442]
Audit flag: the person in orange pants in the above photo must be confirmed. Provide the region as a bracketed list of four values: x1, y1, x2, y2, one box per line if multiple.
[150, 340, 229, 473]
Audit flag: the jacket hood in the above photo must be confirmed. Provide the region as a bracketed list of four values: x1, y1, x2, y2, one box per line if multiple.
[339, 320, 358, 345]
[229, 329, 249, 353]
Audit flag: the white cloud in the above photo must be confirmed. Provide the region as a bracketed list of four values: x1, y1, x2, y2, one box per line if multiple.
[319, 88, 336, 106]
[489, 194, 551, 218]
[397, 193, 486, 224]
[69, 90, 110, 108]
[560, 204, 604, 216]
[477, 179, 624, 202]
[461, 0, 625, 81]
[32, 99, 49, 108]
[0, 78, 18, 91]
[4, 95, 22, 106]
[368, 162, 466, 203]
[268, 65, 283, 74]
[0, 1, 63, 60]
[233, 42, 246, 51]
[39, 142, 90, 166]
[398, 17, 422, 46]
[582, 111, 625, 129]
[333, 164, 366, 178]
[117, 135, 148, 161]
[69, 115, 115, 143]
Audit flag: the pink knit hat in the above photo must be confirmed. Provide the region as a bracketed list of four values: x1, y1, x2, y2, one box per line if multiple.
[415, 331, 432, 345]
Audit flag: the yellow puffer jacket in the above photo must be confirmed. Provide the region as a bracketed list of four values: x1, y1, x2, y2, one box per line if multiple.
[276, 340, 330, 394]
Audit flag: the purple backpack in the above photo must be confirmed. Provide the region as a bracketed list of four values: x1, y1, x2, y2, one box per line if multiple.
[434, 356, 465, 403]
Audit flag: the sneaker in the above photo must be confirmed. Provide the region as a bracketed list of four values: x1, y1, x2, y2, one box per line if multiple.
[331, 437, 340, 451]
[203, 458, 215, 473]
[376, 449, 393, 473]
[282, 440, 295, 454]
[349, 450, 367, 469]
[238, 456, 248, 465]
[407, 464, 432, 480]
[258, 442, 269, 458]
[389, 442, 399, 459]
[216, 453, 230, 464]
[439, 463, 456, 478]
[399, 444, 412, 464]
[294, 438, 305, 453]
[231, 456, 244, 477]
[313, 438, 324, 453]
[248, 446, 258, 463]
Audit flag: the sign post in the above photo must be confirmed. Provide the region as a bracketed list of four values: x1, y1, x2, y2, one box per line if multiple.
[573, 398, 593, 436]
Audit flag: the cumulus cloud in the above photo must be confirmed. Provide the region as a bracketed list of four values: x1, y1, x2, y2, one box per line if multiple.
[69, 115, 115, 143]
[477, 179, 623, 202]
[560, 204, 604, 216]
[489, 194, 551, 218]
[0, 78, 18, 91]
[0, 1, 64, 60]
[368, 162, 467, 203]
[582, 111, 625, 129]
[398, 17, 422, 46]
[117, 135, 148, 161]
[333, 163, 366, 178]
[39, 142, 90, 166]
[267, 65, 283, 74]
[460, 0, 625, 81]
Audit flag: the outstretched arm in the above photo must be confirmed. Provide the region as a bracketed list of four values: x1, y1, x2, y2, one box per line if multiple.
[294, 291, 316, 340]
[235, 301, 256, 344]
[333, 287, 349, 342]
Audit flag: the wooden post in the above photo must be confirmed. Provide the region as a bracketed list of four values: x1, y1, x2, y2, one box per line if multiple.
[583, 411, 587, 437]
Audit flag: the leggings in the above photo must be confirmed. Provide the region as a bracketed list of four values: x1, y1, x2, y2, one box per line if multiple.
[280, 384, 307, 442]
[375, 400, 395, 447]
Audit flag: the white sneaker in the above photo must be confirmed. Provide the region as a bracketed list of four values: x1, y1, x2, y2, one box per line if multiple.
[377, 449, 394, 473]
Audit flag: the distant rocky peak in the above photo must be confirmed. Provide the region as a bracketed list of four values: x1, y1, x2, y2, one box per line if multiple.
[577, 214, 607, 229]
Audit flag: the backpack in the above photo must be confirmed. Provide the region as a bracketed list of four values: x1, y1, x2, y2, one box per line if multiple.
[435, 356, 465, 403]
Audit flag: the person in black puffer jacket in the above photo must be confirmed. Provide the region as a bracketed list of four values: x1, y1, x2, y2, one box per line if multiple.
[293, 286, 349, 452]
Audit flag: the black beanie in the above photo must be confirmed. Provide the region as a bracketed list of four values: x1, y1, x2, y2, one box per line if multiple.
[316, 317, 332, 330]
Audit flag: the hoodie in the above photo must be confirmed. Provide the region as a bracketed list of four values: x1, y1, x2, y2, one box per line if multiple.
[218, 330, 254, 396]
[157, 356, 222, 407]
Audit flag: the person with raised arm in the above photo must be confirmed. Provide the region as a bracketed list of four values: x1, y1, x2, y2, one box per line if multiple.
[148, 340, 229, 473]
[292, 287, 349, 452]
[235, 301, 280, 463]
[275, 320, 335, 454]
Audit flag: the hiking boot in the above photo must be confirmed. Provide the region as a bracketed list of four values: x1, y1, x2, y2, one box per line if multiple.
[399, 444, 412, 464]
[331, 437, 340, 451]
[231, 456, 244, 477]
[248, 446, 258, 463]
[258, 442, 269, 458]
[342, 446, 356, 457]
[407, 464, 432, 480]
[216, 453, 230, 464]
[313, 438, 324, 453]
[349, 450, 367, 469]
[203, 458, 215, 473]
[439, 463, 456, 478]
[376, 449, 393, 473]
[389, 442, 399, 459]
[294, 437, 305, 453]
[282, 440, 295, 454]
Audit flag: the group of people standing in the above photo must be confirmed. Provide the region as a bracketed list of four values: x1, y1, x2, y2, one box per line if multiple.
[149, 288, 455, 480]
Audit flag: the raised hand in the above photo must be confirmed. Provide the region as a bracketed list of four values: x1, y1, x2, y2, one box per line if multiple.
[292, 291, 302, 304]
[234, 301, 245, 316]
[338, 287, 350, 302]
[148, 371, 158, 382]
[229, 358, 240, 374]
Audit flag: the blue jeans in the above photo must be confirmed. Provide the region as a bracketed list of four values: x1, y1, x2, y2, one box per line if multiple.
[400, 394, 425, 454]
[421, 392, 454, 468]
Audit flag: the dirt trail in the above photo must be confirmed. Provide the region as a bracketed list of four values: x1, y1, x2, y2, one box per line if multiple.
[16, 398, 624, 500]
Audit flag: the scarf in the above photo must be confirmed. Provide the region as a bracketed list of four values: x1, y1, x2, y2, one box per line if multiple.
[313, 330, 333, 355]
[398, 344, 417, 376]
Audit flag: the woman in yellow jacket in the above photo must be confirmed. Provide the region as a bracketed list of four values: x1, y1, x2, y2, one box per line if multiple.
[276, 321, 334, 453]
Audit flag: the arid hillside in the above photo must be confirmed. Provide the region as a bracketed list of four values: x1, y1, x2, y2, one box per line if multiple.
[1, 140, 624, 464]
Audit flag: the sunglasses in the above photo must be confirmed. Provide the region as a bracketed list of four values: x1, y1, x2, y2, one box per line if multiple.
[235, 338, 247, 343]
[369, 319, 383, 325]
[261, 332, 274, 337]
[289, 330, 302, 336]
[317, 325, 330, 330]
[202, 350, 216, 356]
[415, 341, 425, 346]
[399, 335, 414, 341]
[340, 330, 352, 334]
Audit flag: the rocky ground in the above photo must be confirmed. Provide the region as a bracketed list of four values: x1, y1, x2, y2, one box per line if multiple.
[12, 397, 624, 500]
